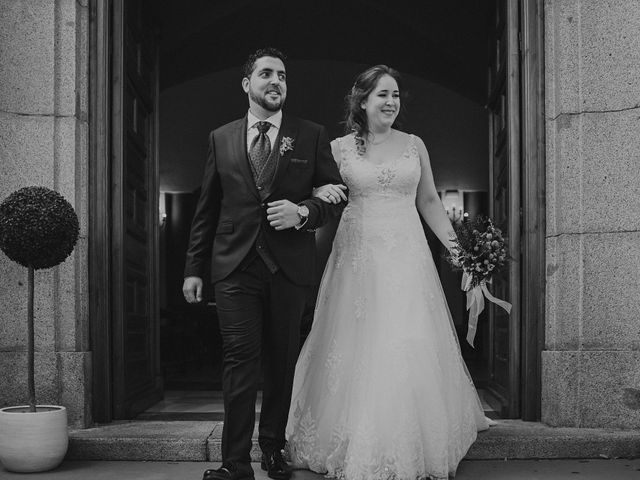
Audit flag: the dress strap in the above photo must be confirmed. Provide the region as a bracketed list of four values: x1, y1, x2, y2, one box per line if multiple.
[337, 134, 357, 162]
[405, 133, 418, 158]
[332, 137, 344, 168]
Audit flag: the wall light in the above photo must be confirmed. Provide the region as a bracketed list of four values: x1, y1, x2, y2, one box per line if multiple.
[159, 192, 167, 227]
[441, 190, 469, 223]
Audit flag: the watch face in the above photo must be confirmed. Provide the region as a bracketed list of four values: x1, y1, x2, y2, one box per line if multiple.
[299, 205, 309, 217]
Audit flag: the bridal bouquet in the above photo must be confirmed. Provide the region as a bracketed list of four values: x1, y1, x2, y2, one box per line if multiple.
[447, 216, 512, 346]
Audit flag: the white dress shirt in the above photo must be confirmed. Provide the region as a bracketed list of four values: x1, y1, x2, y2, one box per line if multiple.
[246, 110, 282, 153]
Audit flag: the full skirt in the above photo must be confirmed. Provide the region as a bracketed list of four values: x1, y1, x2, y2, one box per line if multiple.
[286, 202, 488, 480]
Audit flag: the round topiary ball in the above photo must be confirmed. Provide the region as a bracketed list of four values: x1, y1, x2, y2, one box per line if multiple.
[0, 186, 79, 269]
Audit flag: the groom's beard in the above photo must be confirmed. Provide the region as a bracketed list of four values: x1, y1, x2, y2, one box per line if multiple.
[249, 86, 286, 112]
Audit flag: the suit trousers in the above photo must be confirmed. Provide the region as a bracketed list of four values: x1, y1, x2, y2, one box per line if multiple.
[214, 253, 309, 468]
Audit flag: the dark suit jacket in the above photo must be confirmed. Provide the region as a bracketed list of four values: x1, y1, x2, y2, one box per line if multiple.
[184, 113, 345, 286]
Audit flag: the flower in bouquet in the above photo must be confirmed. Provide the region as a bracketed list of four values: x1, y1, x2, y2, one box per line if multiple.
[448, 216, 509, 288]
[446, 216, 511, 346]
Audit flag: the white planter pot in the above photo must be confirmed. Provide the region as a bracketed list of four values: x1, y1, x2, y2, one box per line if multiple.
[0, 405, 68, 473]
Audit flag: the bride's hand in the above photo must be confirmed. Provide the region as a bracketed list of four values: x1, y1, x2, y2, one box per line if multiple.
[313, 184, 347, 204]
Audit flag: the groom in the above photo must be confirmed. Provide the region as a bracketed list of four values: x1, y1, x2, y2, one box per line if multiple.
[183, 47, 346, 480]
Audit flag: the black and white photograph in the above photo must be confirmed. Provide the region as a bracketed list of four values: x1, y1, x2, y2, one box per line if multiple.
[1, 1, 639, 479]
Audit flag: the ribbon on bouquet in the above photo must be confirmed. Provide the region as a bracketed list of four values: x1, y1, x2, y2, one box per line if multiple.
[461, 271, 512, 347]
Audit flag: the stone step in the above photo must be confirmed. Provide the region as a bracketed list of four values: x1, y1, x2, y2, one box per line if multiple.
[67, 420, 640, 462]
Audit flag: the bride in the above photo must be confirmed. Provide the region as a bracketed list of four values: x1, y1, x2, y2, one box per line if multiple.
[285, 65, 489, 480]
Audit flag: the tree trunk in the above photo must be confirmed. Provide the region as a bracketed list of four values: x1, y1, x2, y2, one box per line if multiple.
[27, 266, 36, 412]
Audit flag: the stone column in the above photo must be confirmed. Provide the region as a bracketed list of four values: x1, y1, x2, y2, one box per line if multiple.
[0, 0, 91, 428]
[543, 0, 640, 428]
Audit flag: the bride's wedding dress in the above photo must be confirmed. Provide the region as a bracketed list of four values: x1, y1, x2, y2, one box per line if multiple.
[286, 133, 489, 480]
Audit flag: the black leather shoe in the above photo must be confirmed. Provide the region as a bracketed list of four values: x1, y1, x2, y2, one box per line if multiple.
[203, 464, 254, 480]
[260, 450, 291, 480]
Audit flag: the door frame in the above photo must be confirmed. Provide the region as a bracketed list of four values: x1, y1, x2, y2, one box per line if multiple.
[486, 0, 518, 418]
[487, 0, 545, 421]
[88, 0, 546, 423]
[519, 0, 546, 421]
[89, 0, 163, 422]
[109, 0, 162, 419]
[89, 0, 113, 423]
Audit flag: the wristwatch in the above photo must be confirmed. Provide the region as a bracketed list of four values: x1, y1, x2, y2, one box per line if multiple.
[295, 205, 310, 230]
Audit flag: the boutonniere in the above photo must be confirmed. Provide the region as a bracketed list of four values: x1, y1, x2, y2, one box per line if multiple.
[279, 136, 294, 156]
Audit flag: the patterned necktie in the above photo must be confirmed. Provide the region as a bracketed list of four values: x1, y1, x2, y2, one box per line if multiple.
[249, 121, 272, 181]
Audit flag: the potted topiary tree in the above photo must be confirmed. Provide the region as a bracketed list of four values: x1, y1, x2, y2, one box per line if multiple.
[0, 186, 79, 473]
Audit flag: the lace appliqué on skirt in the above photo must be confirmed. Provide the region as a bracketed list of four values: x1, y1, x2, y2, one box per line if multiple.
[287, 133, 488, 480]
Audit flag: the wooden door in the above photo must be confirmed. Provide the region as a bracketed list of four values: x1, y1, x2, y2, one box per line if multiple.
[486, 0, 521, 418]
[111, 0, 162, 418]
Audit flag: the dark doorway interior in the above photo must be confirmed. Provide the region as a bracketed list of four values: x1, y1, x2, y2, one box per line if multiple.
[141, 1, 501, 420]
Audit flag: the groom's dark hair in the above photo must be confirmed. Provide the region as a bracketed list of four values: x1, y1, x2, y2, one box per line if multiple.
[242, 47, 287, 79]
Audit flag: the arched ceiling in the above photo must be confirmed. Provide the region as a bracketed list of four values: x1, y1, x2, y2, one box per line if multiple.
[157, 0, 492, 103]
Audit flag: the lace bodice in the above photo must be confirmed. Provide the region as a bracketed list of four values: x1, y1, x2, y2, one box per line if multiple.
[337, 133, 420, 205]
[334, 134, 422, 263]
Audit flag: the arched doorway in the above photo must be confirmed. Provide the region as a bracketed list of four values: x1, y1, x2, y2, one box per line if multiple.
[89, 0, 545, 423]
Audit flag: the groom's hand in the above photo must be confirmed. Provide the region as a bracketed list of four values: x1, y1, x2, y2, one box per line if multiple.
[267, 199, 300, 230]
[183, 276, 203, 303]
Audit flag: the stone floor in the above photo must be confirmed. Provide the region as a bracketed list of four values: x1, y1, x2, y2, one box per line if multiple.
[2, 460, 640, 480]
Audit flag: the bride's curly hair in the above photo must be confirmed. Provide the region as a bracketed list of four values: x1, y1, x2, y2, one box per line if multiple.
[344, 65, 405, 145]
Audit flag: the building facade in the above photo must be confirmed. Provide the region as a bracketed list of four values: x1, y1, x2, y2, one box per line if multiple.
[0, 0, 639, 430]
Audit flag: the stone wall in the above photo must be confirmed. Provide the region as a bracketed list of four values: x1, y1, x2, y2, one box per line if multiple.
[0, 0, 91, 428]
[543, 0, 640, 428]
